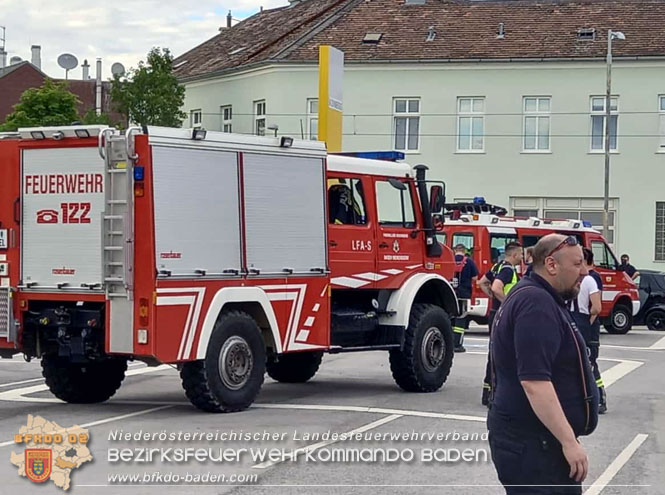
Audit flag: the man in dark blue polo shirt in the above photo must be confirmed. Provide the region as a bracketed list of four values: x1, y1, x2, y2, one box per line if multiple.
[452, 243, 479, 352]
[488, 234, 599, 494]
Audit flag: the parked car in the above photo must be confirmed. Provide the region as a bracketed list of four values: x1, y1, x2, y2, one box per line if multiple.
[634, 270, 665, 331]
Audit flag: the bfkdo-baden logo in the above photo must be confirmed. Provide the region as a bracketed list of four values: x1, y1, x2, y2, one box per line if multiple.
[11, 415, 93, 491]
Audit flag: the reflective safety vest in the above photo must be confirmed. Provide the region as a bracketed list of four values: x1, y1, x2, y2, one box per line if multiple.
[492, 262, 518, 294]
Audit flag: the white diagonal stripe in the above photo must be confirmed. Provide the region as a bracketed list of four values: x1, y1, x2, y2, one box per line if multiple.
[381, 269, 403, 275]
[331, 276, 370, 288]
[304, 316, 315, 327]
[295, 329, 310, 342]
[354, 272, 387, 281]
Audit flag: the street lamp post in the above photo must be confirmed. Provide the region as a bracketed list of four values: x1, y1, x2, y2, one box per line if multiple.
[603, 29, 625, 240]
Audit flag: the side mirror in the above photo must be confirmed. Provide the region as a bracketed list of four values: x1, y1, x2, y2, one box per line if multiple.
[430, 185, 445, 213]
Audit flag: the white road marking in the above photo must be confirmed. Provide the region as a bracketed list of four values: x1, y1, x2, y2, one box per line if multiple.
[255, 403, 486, 422]
[252, 414, 402, 469]
[0, 377, 43, 389]
[649, 335, 665, 349]
[584, 434, 649, 495]
[0, 364, 173, 403]
[0, 405, 173, 448]
[598, 359, 643, 388]
[603, 344, 664, 352]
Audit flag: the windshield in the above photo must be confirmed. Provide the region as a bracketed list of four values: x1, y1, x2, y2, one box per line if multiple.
[490, 233, 519, 263]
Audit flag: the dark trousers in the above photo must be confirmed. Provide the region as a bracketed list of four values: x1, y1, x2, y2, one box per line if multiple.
[571, 313, 606, 406]
[453, 313, 470, 348]
[488, 410, 582, 494]
[483, 309, 497, 389]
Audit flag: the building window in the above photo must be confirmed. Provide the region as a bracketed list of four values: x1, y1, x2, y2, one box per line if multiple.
[590, 96, 618, 151]
[656, 202, 665, 261]
[254, 100, 266, 136]
[393, 98, 420, 152]
[510, 197, 618, 246]
[457, 97, 484, 152]
[190, 109, 202, 127]
[523, 96, 551, 151]
[307, 99, 318, 140]
[221, 105, 232, 133]
[658, 95, 665, 149]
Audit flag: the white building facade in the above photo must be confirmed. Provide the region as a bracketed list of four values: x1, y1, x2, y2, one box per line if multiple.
[176, 0, 665, 269]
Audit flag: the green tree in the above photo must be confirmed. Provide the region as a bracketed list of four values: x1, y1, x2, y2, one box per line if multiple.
[111, 47, 186, 127]
[0, 79, 80, 131]
[80, 109, 112, 126]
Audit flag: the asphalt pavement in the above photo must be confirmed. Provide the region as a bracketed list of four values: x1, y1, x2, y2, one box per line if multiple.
[1, 326, 663, 494]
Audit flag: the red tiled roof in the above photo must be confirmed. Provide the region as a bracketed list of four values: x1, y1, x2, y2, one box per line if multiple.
[174, 0, 665, 81]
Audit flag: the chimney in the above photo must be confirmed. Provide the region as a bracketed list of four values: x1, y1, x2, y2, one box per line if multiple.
[0, 47, 6, 69]
[82, 59, 90, 80]
[96, 58, 102, 116]
[31, 45, 41, 69]
[227, 10, 232, 28]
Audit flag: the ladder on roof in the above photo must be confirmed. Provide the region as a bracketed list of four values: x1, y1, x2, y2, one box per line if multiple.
[100, 129, 135, 354]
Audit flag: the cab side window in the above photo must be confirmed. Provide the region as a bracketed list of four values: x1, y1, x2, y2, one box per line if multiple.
[376, 180, 415, 228]
[591, 241, 618, 270]
[328, 177, 367, 225]
[452, 232, 474, 254]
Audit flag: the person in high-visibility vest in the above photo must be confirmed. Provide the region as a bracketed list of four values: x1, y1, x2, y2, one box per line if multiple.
[481, 241, 523, 406]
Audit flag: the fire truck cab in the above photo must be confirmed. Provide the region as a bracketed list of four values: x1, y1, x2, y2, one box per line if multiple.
[0, 125, 459, 412]
[441, 204, 640, 334]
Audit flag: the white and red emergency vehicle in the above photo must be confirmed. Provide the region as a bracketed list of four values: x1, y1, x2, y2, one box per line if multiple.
[441, 202, 640, 334]
[0, 125, 459, 412]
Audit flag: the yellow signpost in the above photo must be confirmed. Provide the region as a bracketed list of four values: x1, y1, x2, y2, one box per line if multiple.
[318, 45, 344, 152]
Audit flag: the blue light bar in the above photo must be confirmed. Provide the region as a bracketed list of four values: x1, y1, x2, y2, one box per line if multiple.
[582, 220, 592, 228]
[473, 196, 486, 205]
[336, 151, 405, 161]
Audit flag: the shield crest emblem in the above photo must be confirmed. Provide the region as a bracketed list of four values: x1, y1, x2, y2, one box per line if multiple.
[25, 449, 52, 483]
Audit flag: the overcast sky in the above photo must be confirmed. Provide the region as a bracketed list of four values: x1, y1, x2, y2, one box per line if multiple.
[1, 0, 288, 79]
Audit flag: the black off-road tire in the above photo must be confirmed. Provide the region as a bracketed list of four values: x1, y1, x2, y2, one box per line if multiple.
[646, 309, 665, 331]
[604, 305, 633, 334]
[389, 303, 454, 392]
[267, 351, 323, 383]
[41, 355, 128, 403]
[180, 310, 266, 413]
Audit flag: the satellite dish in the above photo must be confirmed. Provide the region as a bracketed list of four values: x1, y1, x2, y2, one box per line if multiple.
[111, 62, 125, 76]
[57, 53, 78, 70]
[57, 53, 78, 80]
[9, 56, 22, 65]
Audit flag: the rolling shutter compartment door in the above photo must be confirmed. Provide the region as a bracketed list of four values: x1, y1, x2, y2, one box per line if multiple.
[152, 146, 241, 276]
[243, 153, 327, 275]
[21, 147, 105, 288]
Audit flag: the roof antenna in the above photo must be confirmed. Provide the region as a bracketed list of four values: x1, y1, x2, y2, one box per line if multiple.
[497, 22, 505, 39]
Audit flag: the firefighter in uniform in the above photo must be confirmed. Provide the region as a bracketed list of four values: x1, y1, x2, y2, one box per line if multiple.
[481, 242, 523, 405]
[569, 248, 607, 414]
[452, 243, 479, 353]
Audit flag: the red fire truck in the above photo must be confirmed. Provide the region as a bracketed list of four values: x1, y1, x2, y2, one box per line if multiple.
[0, 125, 459, 412]
[440, 203, 640, 334]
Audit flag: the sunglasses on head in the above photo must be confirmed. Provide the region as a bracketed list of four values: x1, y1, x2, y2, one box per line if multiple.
[547, 236, 579, 257]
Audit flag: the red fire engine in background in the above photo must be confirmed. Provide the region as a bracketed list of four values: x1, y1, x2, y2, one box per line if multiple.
[0, 125, 459, 412]
[440, 200, 640, 334]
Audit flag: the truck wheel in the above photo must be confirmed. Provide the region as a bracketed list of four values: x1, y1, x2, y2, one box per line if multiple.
[604, 305, 633, 334]
[41, 355, 127, 403]
[267, 351, 323, 383]
[389, 303, 454, 392]
[180, 310, 265, 413]
[646, 309, 665, 331]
